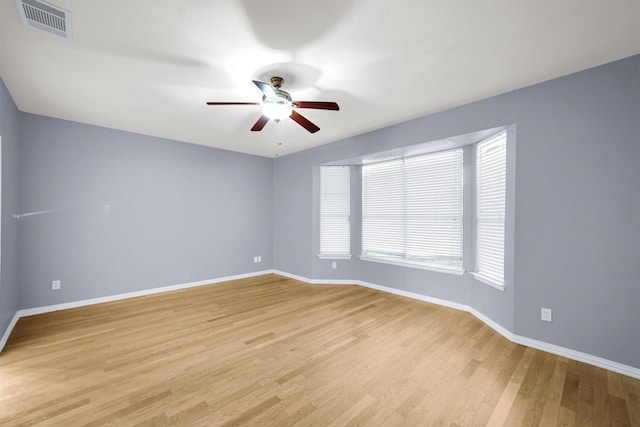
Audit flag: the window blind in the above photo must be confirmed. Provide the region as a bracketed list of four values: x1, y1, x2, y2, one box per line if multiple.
[475, 131, 507, 286]
[362, 149, 464, 271]
[319, 166, 351, 257]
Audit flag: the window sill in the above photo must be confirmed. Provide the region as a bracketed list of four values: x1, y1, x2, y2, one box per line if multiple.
[359, 255, 464, 276]
[471, 272, 505, 291]
[318, 254, 352, 260]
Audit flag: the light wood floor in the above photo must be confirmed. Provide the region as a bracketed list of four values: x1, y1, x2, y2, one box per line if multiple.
[0, 274, 638, 426]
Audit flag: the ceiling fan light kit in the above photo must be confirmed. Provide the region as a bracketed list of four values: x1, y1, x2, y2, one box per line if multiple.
[261, 102, 292, 121]
[207, 76, 339, 134]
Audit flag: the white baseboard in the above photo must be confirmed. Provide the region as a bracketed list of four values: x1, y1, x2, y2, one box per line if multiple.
[0, 270, 272, 354]
[271, 269, 317, 283]
[356, 279, 470, 313]
[282, 272, 640, 380]
[17, 270, 273, 318]
[0, 312, 20, 354]
[467, 307, 515, 342]
[512, 335, 640, 380]
[3, 270, 639, 380]
[271, 269, 354, 285]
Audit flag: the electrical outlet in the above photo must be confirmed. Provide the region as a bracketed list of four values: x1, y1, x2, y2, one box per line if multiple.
[253, 256, 258, 263]
[331, 261, 337, 269]
[257, 256, 261, 262]
[541, 307, 552, 322]
[52, 280, 61, 290]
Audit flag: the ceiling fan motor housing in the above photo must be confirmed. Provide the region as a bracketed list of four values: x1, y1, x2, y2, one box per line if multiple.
[263, 89, 292, 104]
[207, 76, 337, 132]
[262, 88, 292, 121]
[262, 79, 293, 122]
[270, 76, 284, 88]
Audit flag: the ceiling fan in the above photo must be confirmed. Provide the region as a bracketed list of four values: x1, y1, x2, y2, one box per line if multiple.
[207, 77, 339, 133]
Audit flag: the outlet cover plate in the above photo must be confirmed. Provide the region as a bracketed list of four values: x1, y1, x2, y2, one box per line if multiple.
[541, 307, 552, 322]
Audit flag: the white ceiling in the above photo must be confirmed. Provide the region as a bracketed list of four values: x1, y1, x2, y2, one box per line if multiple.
[1, 1, 639, 158]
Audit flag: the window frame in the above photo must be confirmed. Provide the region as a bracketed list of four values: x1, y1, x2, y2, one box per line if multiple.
[318, 165, 352, 259]
[471, 130, 508, 290]
[360, 148, 464, 274]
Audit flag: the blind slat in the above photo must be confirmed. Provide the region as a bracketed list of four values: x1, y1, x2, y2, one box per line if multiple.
[362, 148, 463, 269]
[476, 131, 507, 285]
[320, 166, 351, 256]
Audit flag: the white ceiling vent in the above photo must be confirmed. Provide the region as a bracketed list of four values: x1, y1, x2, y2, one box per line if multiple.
[16, 0, 72, 40]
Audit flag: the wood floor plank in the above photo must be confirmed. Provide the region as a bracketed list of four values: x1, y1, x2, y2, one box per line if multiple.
[0, 273, 638, 426]
[485, 346, 536, 425]
[539, 357, 570, 426]
[623, 375, 640, 427]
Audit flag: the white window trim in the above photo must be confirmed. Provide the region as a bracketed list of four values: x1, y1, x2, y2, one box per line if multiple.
[471, 272, 505, 291]
[473, 130, 507, 290]
[359, 255, 465, 276]
[361, 149, 464, 272]
[319, 165, 351, 259]
[318, 254, 352, 260]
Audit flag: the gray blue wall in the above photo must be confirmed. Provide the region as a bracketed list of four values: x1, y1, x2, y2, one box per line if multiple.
[1, 56, 638, 370]
[273, 55, 640, 369]
[0, 78, 21, 339]
[17, 114, 273, 308]
[512, 56, 639, 368]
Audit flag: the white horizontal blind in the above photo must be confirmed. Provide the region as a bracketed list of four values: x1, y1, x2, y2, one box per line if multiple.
[362, 149, 464, 270]
[405, 151, 464, 266]
[476, 131, 507, 286]
[319, 166, 351, 257]
[362, 159, 405, 258]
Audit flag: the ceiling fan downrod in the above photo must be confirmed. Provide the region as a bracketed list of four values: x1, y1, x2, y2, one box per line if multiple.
[270, 76, 284, 89]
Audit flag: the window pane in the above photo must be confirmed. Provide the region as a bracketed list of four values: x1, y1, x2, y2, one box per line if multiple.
[362, 149, 463, 270]
[362, 159, 404, 257]
[476, 131, 507, 285]
[320, 166, 351, 257]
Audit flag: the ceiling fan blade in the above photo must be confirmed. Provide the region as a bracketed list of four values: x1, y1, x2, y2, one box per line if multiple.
[293, 101, 340, 111]
[250, 115, 270, 132]
[206, 102, 260, 105]
[252, 80, 276, 98]
[290, 110, 320, 133]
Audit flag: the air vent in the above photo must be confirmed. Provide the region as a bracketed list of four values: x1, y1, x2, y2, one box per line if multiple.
[16, 0, 72, 40]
